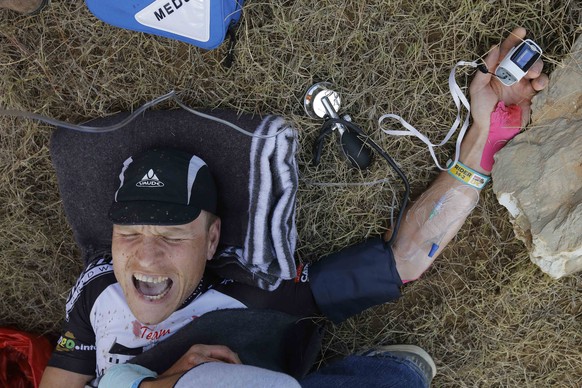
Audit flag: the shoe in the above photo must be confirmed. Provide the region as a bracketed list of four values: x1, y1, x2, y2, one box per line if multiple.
[361, 344, 437, 384]
[0, 0, 49, 15]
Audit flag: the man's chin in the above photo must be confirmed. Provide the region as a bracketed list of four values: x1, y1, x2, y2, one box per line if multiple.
[134, 310, 172, 325]
[129, 299, 175, 325]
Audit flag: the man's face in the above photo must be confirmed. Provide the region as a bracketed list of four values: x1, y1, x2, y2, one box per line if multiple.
[111, 212, 220, 325]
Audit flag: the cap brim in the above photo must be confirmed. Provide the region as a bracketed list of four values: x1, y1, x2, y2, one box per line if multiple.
[109, 201, 202, 225]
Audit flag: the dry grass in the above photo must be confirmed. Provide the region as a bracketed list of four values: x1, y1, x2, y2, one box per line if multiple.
[0, 0, 580, 386]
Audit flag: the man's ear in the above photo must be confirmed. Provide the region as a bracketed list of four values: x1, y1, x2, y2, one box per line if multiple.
[206, 217, 221, 261]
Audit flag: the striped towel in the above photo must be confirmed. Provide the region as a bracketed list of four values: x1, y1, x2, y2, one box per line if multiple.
[214, 116, 298, 289]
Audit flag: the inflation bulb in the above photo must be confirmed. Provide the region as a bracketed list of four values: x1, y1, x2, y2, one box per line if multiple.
[303, 82, 373, 169]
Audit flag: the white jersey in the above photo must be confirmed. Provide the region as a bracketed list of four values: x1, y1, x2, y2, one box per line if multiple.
[49, 255, 245, 385]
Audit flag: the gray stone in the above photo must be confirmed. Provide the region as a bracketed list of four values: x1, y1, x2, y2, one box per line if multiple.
[492, 36, 582, 278]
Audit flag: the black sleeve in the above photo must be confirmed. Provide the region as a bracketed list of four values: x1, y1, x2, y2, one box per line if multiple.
[47, 257, 116, 376]
[308, 236, 402, 324]
[215, 237, 402, 324]
[213, 275, 319, 318]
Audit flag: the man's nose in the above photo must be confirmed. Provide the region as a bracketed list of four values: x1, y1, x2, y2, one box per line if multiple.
[136, 237, 164, 266]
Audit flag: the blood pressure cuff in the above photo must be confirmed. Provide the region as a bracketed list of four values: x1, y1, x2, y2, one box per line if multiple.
[85, 0, 243, 50]
[308, 236, 402, 324]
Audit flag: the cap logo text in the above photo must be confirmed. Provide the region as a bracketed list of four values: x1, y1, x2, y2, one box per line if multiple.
[136, 169, 165, 188]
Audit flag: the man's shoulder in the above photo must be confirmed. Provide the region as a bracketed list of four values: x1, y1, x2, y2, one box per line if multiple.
[76, 254, 116, 290]
[65, 253, 117, 321]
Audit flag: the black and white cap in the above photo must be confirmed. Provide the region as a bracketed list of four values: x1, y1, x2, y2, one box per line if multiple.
[108, 149, 217, 225]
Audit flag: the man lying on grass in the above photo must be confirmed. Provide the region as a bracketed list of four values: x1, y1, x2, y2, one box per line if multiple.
[40, 27, 546, 388]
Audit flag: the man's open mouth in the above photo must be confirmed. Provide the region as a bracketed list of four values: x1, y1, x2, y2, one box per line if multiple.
[133, 274, 173, 301]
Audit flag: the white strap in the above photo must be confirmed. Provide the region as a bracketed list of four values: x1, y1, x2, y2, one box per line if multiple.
[378, 60, 480, 171]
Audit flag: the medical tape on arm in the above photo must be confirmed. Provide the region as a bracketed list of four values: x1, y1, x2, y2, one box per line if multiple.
[395, 181, 480, 263]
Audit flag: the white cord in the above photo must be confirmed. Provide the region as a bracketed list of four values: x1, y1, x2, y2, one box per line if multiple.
[378, 60, 480, 171]
[0, 90, 289, 139]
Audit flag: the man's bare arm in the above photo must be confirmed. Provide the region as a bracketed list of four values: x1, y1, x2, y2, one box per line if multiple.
[389, 27, 548, 282]
[96, 344, 241, 387]
[389, 170, 481, 282]
[39, 366, 93, 388]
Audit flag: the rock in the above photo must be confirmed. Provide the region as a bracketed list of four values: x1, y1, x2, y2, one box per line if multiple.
[0, 0, 48, 14]
[491, 35, 582, 278]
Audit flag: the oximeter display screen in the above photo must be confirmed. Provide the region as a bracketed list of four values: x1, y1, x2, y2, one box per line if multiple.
[511, 44, 539, 70]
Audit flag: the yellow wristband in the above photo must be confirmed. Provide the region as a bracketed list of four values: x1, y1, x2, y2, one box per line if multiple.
[446, 160, 490, 189]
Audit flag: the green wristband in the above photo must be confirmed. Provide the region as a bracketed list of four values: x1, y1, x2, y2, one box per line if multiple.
[446, 160, 490, 189]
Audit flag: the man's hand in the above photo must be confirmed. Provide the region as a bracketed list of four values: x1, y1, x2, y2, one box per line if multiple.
[160, 344, 241, 377]
[470, 27, 548, 131]
[460, 27, 548, 174]
[138, 345, 242, 388]
[139, 345, 242, 388]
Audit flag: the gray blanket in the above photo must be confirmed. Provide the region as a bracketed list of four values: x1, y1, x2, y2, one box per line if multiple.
[50, 109, 298, 288]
